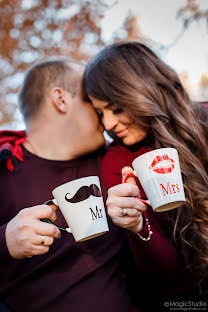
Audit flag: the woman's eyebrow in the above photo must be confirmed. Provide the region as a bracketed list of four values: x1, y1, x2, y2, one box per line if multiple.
[104, 101, 114, 109]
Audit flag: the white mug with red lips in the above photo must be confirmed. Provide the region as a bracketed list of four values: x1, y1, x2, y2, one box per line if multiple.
[45, 176, 109, 242]
[131, 148, 186, 212]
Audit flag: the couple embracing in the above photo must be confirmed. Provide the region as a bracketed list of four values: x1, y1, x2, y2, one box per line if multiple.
[0, 41, 207, 312]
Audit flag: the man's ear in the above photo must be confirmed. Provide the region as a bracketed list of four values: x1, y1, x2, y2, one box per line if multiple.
[50, 87, 68, 113]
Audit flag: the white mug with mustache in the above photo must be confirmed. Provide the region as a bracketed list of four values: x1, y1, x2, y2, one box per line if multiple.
[124, 148, 186, 212]
[44, 176, 109, 242]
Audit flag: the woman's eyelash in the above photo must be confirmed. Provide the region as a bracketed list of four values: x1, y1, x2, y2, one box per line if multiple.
[113, 108, 123, 114]
[109, 101, 123, 115]
[95, 106, 123, 119]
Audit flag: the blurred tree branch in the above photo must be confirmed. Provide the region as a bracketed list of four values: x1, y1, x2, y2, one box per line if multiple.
[0, 0, 107, 127]
[177, 0, 208, 28]
[148, 1, 208, 62]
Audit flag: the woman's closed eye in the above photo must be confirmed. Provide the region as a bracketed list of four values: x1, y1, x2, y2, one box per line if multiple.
[94, 103, 123, 120]
[112, 107, 123, 115]
[108, 101, 123, 115]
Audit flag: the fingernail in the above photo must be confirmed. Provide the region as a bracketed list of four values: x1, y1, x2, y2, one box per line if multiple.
[122, 166, 132, 170]
[121, 166, 132, 176]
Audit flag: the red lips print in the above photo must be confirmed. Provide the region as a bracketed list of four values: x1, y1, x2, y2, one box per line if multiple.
[150, 154, 175, 174]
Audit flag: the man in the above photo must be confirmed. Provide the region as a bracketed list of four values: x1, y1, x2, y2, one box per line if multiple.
[0, 59, 133, 311]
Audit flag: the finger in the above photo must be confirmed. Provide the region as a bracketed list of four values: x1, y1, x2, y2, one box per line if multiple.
[128, 214, 145, 233]
[44, 202, 59, 219]
[20, 205, 57, 222]
[33, 235, 54, 247]
[119, 208, 142, 218]
[49, 203, 59, 212]
[41, 205, 57, 222]
[113, 216, 142, 229]
[107, 196, 147, 212]
[122, 166, 137, 186]
[27, 245, 50, 257]
[107, 183, 140, 198]
[108, 206, 145, 223]
[33, 220, 61, 239]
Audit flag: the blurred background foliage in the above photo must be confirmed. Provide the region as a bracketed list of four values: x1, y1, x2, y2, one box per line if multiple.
[0, 0, 207, 129]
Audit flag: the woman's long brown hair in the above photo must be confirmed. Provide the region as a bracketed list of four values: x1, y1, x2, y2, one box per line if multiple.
[83, 41, 208, 289]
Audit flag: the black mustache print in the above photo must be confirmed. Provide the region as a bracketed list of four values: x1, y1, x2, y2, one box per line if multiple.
[65, 184, 102, 203]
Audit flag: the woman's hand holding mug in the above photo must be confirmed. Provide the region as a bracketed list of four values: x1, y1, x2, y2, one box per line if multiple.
[107, 167, 148, 234]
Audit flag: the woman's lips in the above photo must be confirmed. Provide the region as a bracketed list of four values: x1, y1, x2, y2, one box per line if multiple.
[150, 154, 175, 174]
[115, 129, 128, 138]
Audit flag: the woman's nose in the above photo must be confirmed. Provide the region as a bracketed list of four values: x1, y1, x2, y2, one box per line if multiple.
[102, 111, 118, 130]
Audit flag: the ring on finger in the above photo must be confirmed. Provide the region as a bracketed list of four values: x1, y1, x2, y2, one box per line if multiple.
[120, 208, 128, 216]
[40, 235, 45, 245]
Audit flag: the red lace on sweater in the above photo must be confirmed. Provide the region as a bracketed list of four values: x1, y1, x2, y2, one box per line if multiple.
[0, 130, 26, 171]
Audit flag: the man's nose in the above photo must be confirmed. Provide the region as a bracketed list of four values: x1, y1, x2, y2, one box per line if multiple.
[102, 111, 118, 130]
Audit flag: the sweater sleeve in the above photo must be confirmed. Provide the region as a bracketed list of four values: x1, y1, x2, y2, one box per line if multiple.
[0, 224, 12, 262]
[127, 207, 181, 277]
[102, 144, 182, 277]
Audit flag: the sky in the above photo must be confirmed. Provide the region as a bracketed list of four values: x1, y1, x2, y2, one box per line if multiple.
[101, 0, 208, 88]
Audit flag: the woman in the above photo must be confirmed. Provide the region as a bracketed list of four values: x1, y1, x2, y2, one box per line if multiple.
[82, 41, 208, 310]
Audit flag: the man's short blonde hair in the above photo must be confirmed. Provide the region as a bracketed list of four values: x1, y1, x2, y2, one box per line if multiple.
[19, 59, 84, 122]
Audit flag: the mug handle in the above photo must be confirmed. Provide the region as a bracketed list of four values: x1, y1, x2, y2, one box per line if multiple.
[122, 171, 151, 207]
[42, 199, 72, 233]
